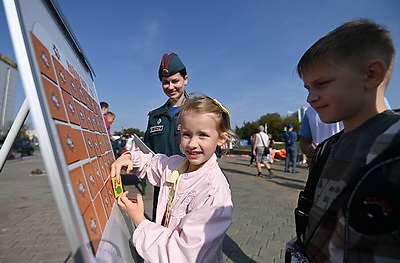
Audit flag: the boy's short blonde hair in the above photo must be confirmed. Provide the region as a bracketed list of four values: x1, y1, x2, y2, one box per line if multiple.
[297, 18, 395, 85]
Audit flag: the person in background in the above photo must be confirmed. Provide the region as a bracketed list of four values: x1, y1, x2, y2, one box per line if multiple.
[266, 133, 275, 164]
[249, 134, 256, 166]
[104, 111, 116, 140]
[100, 101, 112, 140]
[299, 107, 343, 166]
[112, 134, 126, 159]
[285, 18, 400, 262]
[144, 52, 189, 221]
[124, 133, 135, 152]
[215, 145, 223, 159]
[283, 124, 298, 173]
[252, 125, 273, 178]
[100, 101, 109, 116]
[112, 96, 233, 263]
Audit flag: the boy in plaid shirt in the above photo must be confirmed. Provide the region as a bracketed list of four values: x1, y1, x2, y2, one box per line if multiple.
[289, 18, 400, 262]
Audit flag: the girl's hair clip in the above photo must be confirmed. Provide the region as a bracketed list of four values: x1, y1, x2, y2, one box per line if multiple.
[212, 99, 230, 115]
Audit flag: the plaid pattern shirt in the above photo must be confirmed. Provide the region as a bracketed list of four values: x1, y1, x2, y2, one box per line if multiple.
[305, 112, 400, 262]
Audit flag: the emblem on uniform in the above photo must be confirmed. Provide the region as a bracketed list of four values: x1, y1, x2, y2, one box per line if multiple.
[150, 125, 164, 133]
[157, 118, 162, 125]
[162, 68, 169, 76]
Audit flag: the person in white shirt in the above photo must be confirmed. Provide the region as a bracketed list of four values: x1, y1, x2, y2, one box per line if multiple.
[252, 125, 273, 178]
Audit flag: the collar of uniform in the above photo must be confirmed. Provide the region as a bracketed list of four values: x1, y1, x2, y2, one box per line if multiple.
[150, 101, 172, 117]
[166, 160, 189, 190]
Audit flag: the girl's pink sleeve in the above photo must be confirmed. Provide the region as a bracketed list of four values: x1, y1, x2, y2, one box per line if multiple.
[130, 151, 169, 187]
[132, 187, 233, 263]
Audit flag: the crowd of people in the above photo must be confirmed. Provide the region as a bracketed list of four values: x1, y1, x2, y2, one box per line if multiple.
[98, 18, 399, 263]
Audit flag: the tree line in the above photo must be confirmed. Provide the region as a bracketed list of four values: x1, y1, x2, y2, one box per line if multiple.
[113, 113, 301, 143]
[113, 128, 145, 138]
[234, 113, 300, 142]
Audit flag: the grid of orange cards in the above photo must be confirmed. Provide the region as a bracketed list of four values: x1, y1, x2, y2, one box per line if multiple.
[31, 32, 116, 253]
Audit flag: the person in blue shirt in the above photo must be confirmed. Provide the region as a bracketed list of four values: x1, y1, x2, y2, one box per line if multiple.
[283, 124, 298, 173]
[299, 107, 343, 165]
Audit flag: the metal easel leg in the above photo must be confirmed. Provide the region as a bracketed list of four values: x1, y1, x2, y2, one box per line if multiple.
[0, 98, 29, 172]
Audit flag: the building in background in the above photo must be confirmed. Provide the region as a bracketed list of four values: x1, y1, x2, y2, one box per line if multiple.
[288, 106, 307, 123]
[0, 54, 18, 138]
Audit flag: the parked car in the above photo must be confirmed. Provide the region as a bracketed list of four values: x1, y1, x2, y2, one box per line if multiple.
[0, 142, 14, 159]
[13, 139, 34, 156]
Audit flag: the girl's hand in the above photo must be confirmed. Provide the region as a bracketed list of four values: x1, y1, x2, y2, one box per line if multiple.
[118, 192, 146, 226]
[111, 153, 133, 182]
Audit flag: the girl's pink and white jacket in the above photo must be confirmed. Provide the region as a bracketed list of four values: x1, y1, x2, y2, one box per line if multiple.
[130, 151, 233, 263]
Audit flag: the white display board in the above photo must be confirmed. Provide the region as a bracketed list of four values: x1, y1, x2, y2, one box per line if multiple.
[3, 0, 142, 261]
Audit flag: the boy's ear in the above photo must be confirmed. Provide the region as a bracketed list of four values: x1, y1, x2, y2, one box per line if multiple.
[217, 132, 228, 146]
[364, 59, 387, 90]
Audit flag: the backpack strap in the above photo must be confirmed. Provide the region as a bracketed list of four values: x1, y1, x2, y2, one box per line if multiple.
[284, 131, 292, 144]
[294, 131, 343, 242]
[259, 133, 267, 147]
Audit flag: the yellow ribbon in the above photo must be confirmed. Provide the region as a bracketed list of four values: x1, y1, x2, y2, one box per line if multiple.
[166, 160, 189, 190]
[212, 99, 230, 115]
[162, 160, 189, 227]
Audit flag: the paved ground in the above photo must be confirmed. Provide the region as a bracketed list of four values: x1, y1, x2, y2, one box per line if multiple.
[0, 150, 309, 263]
[221, 155, 308, 263]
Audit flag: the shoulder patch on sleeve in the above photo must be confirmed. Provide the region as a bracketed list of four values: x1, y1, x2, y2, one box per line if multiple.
[150, 125, 164, 133]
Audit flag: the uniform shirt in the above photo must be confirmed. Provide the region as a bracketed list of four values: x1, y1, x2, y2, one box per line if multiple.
[144, 101, 183, 156]
[130, 151, 233, 263]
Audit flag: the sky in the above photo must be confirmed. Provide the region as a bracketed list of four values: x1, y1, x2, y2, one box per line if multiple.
[1, 0, 400, 133]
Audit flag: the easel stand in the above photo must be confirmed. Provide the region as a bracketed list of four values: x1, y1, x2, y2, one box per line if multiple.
[0, 98, 29, 172]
